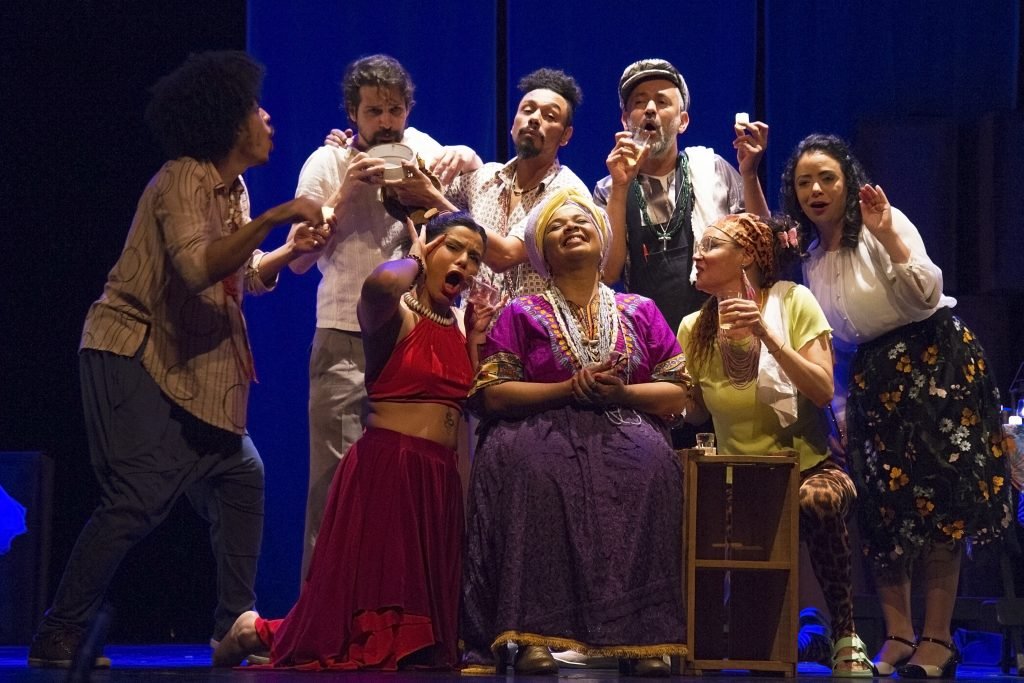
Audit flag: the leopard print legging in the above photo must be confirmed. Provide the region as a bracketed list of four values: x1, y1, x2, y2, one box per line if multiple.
[800, 459, 857, 638]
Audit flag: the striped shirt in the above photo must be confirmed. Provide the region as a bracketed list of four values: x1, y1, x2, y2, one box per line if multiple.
[81, 158, 275, 434]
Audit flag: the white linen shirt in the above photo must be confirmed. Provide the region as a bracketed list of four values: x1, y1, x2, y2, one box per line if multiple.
[802, 207, 956, 347]
[295, 127, 444, 331]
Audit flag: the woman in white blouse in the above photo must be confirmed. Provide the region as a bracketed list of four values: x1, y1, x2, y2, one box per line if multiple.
[776, 134, 1009, 679]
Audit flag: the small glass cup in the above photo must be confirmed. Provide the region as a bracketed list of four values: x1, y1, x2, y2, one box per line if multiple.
[624, 124, 650, 168]
[696, 432, 717, 454]
[717, 290, 745, 331]
[467, 275, 501, 308]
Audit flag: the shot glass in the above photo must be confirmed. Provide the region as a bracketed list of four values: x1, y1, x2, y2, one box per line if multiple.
[625, 124, 650, 168]
[717, 290, 745, 331]
[467, 275, 501, 308]
[696, 432, 717, 454]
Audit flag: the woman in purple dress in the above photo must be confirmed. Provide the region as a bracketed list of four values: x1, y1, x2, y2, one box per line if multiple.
[461, 188, 691, 677]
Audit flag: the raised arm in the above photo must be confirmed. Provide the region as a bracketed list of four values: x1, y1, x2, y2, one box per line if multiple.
[357, 223, 443, 337]
[289, 149, 390, 275]
[760, 331, 834, 408]
[249, 213, 333, 289]
[599, 131, 649, 285]
[734, 120, 770, 218]
[429, 145, 483, 186]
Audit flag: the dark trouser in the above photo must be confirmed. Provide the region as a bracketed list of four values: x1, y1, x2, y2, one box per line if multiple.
[37, 349, 264, 642]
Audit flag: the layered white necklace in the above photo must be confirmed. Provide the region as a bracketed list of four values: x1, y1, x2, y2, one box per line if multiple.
[402, 291, 454, 326]
[544, 282, 619, 367]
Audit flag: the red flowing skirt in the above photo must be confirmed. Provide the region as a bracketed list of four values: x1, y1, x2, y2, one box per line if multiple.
[255, 427, 463, 670]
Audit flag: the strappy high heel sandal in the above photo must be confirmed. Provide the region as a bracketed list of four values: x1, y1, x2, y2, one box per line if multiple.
[872, 634, 917, 676]
[830, 634, 875, 677]
[896, 636, 959, 679]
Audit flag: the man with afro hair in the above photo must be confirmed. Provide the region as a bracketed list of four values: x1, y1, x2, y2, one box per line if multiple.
[28, 50, 332, 668]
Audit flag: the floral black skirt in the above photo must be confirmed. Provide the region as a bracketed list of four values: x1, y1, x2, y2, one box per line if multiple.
[847, 307, 1011, 577]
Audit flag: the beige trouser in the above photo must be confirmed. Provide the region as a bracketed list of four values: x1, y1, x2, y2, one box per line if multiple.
[301, 328, 368, 585]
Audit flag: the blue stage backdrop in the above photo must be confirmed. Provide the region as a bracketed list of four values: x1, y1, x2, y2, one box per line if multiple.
[244, 0, 498, 616]
[243, 0, 1021, 618]
[764, 1, 1021, 293]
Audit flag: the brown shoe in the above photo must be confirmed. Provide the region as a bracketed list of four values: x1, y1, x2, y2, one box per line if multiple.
[514, 645, 559, 675]
[628, 656, 670, 677]
[27, 628, 111, 669]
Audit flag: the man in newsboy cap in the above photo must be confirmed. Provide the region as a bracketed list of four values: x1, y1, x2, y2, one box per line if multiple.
[593, 57, 769, 332]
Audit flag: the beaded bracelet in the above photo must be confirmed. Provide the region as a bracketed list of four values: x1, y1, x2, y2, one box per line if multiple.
[406, 254, 425, 290]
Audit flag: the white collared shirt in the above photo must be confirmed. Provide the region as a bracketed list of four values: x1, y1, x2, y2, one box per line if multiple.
[802, 207, 955, 347]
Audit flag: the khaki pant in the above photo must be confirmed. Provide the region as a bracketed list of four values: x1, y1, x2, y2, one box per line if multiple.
[301, 328, 368, 585]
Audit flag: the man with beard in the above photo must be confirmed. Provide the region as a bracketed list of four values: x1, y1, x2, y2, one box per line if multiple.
[594, 58, 769, 331]
[287, 54, 481, 586]
[325, 68, 589, 300]
[427, 68, 590, 298]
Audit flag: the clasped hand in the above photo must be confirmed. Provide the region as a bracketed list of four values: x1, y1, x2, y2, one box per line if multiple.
[570, 355, 627, 408]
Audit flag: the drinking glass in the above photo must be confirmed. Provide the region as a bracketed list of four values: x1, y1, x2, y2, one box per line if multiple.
[696, 432, 717, 454]
[625, 124, 649, 168]
[717, 290, 745, 332]
[467, 276, 501, 308]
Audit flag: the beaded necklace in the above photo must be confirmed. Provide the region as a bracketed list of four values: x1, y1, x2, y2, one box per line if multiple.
[544, 282, 619, 368]
[402, 291, 455, 326]
[630, 152, 694, 253]
[717, 288, 766, 388]
[511, 169, 540, 197]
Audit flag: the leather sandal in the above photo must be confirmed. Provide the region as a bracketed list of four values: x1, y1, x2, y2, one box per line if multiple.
[830, 634, 875, 677]
[513, 645, 558, 675]
[872, 634, 917, 676]
[896, 636, 959, 679]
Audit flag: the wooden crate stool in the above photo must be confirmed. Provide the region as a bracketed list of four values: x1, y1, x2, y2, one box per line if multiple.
[680, 449, 800, 676]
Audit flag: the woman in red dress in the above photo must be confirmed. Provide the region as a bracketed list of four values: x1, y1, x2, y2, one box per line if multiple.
[214, 211, 493, 670]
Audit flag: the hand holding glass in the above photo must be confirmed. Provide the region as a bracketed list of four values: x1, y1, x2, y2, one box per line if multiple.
[624, 124, 649, 168]
[718, 291, 746, 331]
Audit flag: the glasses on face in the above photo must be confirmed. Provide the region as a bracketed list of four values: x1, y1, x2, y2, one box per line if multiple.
[695, 233, 737, 255]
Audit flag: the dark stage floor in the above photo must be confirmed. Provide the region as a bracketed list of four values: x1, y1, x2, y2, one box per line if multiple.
[0, 645, 1018, 682]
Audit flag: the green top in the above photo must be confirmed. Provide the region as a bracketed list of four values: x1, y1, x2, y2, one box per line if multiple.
[678, 282, 833, 472]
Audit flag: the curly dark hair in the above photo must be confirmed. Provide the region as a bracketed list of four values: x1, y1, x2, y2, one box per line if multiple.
[144, 51, 264, 162]
[398, 211, 488, 254]
[685, 214, 803, 370]
[342, 54, 415, 116]
[780, 133, 871, 252]
[518, 68, 583, 125]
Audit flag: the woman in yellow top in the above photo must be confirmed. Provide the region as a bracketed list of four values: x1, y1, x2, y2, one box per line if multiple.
[677, 212, 871, 677]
